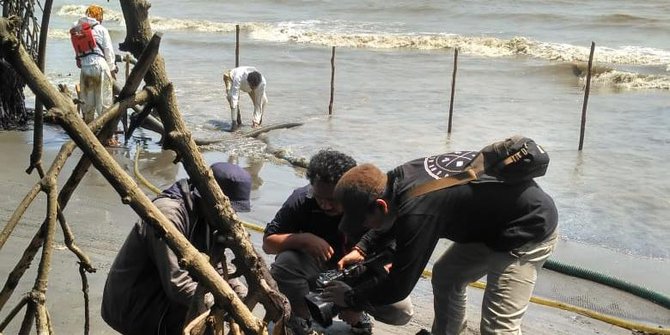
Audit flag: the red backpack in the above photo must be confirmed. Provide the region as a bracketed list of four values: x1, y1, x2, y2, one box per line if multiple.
[70, 22, 101, 67]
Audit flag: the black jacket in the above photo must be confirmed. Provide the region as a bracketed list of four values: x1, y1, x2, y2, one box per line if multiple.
[352, 155, 558, 307]
[101, 180, 221, 335]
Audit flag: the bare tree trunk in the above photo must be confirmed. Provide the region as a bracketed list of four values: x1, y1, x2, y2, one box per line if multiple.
[0, 58, 29, 130]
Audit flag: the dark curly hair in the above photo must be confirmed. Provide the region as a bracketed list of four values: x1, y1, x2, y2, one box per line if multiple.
[306, 149, 357, 185]
[247, 71, 262, 89]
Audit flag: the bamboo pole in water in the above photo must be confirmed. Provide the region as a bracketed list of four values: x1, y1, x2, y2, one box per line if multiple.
[235, 24, 240, 67]
[235, 24, 242, 124]
[329, 46, 335, 115]
[448, 48, 458, 134]
[579, 42, 595, 151]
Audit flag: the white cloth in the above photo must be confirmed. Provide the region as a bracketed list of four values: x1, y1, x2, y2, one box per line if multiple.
[73, 17, 116, 122]
[223, 66, 267, 125]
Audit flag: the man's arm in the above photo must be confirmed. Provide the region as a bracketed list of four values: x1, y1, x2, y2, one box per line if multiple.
[355, 225, 395, 257]
[100, 26, 116, 72]
[351, 214, 440, 307]
[262, 188, 302, 254]
[145, 199, 198, 306]
[262, 187, 335, 261]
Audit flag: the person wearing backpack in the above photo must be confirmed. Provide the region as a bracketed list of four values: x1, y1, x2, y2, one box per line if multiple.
[71, 5, 118, 144]
[321, 138, 558, 335]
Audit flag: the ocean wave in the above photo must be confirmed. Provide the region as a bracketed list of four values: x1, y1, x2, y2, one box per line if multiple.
[56, 6, 670, 69]
[58, 4, 263, 32]
[595, 13, 659, 25]
[589, 70, 670, 90]
[58, 4, 124, 23]
[568, 62, 670, 90]
[251, 24, 670, 68]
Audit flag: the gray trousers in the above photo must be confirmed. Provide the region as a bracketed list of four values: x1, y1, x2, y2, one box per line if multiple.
[270, 249, 414, 325]
[431, 231, 558, 335]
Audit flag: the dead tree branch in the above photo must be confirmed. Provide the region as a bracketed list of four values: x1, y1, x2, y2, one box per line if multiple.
[118, 0, 289, 329]
[1, 11, 277, 334]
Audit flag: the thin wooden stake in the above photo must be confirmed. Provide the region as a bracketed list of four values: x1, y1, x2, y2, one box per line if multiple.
[235, 25, 240, 68]
[79, 264, 90, 335]
[328, 46, 335, 115]
[579, 41, 595, 151]
[235, 25, 242, 124]
[125, 55, 130, 80]
[448, 48, 458, 134]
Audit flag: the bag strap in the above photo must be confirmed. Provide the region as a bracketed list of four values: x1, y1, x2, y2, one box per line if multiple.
[406, 146, 528, 199]
[406, 165, 479, 199]
[407, 169, 477, 198]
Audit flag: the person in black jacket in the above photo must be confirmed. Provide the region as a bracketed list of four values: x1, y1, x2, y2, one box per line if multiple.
[101, 162, 251, 335]
[324, 152, 558, 335]
[263, 149, 412, 335]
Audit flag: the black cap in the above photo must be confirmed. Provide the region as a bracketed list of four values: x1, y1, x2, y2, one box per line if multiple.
[210, 162, 251, 212]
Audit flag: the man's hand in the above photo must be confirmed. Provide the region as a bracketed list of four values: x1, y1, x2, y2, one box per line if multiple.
[337, 248, 365, 270]
[321, 280, 352, 307]
[298, 233, 334, 262]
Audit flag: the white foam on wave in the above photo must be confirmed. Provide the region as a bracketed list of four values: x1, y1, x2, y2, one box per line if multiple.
[56, 6, 670, 71]
[251, 23, 670, 68]
[590, 70, 670, 90]
[58, 4, 124, 23]
[148, 17, 244, 33]
[58, 4, 263, 33]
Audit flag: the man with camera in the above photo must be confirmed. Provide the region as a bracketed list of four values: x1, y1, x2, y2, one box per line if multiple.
[323, 144, 558, 335]
[263, 149, 413, 335]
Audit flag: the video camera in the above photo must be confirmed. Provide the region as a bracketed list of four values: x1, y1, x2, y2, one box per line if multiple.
[304, 248, 392, 327]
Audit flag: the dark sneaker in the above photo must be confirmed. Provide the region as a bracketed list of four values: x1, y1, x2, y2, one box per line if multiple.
[287, 316, 323, 335]
[350, 312, 373, 334]
[416, 329, 432, 335]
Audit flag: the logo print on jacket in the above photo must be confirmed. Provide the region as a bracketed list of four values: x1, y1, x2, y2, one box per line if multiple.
[423, 151, 477, 179]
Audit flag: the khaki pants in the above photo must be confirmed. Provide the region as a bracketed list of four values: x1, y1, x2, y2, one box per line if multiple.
[431, 231, 558, 335]
[80, 61, 113, 123]
[271, 249, 414, 325]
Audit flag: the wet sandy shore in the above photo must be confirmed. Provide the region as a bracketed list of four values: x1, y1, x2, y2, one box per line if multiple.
[0, 128, 651, 334]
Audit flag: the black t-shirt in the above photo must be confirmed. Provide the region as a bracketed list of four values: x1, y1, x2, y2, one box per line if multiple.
[264, 185, 348, 263]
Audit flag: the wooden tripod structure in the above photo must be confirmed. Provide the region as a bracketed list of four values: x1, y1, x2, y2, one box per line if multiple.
[0, 1, 292, 334]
